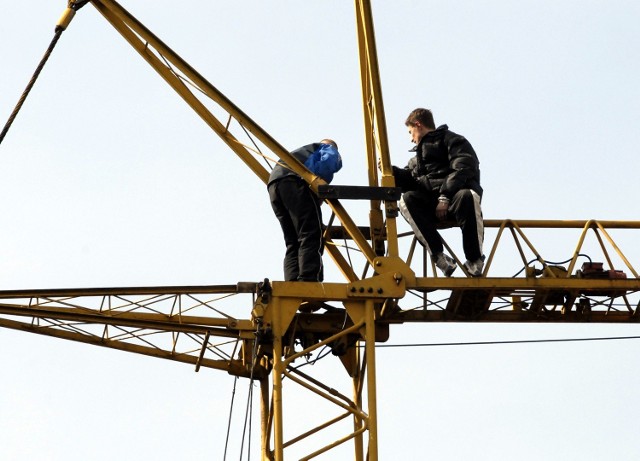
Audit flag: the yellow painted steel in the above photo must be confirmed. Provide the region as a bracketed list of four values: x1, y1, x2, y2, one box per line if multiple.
[363, 299, 379, 461]
[355, 0, 399, 259]
[92, 0, 376, 276]
[56, 6, 76, 30]
[0, 217, 638, 457]
[4, 2, 640, 460]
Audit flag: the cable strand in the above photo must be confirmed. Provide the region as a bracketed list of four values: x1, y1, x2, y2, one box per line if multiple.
[375, 335, 640, 348]
[0, 29, 64, 146]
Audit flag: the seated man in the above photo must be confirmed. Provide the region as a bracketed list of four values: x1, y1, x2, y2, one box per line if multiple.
[390, 108, 484, 276]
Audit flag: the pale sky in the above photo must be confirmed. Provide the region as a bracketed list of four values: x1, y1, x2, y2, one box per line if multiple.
[1, 1, 640, 460]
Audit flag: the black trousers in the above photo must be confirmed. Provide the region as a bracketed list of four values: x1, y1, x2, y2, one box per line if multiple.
[400, 188, 484, 261]
[268, 176, 324, 281]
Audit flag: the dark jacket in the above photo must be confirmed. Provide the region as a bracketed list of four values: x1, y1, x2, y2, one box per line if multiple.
[393, 124, 482, 199]
[267, 143, 342, 186]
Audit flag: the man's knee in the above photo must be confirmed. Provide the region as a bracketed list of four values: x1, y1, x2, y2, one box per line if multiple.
[453, 188, 474, 203]
[401, 191, 416, 205]
[452, 189, 481, 211]
[402, 190, 427, 213]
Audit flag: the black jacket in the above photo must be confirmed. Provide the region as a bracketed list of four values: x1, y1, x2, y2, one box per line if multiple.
[393, 124, 482, 199]
[268, 143, 319, 186]
[267, 142, 342, 186]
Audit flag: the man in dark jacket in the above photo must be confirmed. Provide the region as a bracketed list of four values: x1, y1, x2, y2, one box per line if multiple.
[392, 108, 484, 276]
[268, 139, 342, 281]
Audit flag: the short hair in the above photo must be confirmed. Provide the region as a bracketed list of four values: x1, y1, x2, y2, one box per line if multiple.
[405, 108, 435, 130]
[320, 138, 338, 150]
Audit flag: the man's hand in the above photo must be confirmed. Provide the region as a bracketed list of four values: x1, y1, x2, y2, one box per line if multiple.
[436, 199, 449, 220]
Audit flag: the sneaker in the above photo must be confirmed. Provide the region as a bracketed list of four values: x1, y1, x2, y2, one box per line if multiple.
[434, 253, 457, 277]
[464, 257, 484, 277]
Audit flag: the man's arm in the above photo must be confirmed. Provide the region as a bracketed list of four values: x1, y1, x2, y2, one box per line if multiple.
[392, 165, 419, 192]
[307, 144, 342, 183]
[440, 134, 479, 198]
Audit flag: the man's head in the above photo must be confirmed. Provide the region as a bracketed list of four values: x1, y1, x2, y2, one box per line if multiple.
[320, 138, 338, 150]
[405, 108, 435, 144]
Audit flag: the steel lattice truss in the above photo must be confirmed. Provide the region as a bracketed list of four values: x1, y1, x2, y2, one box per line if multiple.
[1, 220, 638, 460]
[1, 219, 638, 379]
[3, 1, 640, 459]
[0, 285, 259, 375]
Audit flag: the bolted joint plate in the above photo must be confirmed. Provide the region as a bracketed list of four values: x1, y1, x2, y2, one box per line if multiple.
[346, 256, 415, 299]
[347, 271, 408, 299]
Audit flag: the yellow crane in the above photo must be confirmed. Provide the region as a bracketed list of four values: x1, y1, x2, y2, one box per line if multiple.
[2, 1, 639, 460]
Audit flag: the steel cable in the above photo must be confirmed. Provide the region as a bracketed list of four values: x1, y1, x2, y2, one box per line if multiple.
[0, 28, 64, 146]
[375, 335, 640, 348]
[223, 376, 239, 460]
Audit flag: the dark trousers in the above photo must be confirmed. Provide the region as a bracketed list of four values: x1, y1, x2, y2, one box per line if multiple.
[400, 188, 484, 261]
[268, 176, 324, 281]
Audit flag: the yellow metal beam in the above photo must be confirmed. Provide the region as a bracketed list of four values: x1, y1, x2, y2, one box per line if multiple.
[91, 0, 378, 274]
[355, 0, 399, 259]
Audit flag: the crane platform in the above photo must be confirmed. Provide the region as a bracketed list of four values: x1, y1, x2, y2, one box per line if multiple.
[1, 0, 638, 459]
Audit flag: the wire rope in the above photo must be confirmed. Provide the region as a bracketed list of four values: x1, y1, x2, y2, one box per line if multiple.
[238, 326, 261, 460]
[512, 253, 592, 278]
[1, 1, 92, 146]
[0, 29, 64, 146]
[375, 335, 640, 349]
[222, 377, 239, 460]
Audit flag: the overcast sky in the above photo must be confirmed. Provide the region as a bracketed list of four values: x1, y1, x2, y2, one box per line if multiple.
[1, 1, 640, 460]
